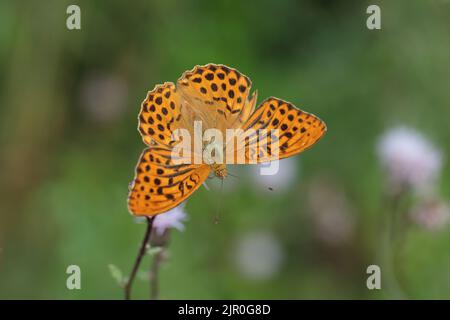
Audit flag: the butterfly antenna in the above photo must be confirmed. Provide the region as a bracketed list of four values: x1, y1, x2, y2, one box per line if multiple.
[213, 178, 224, 225]
[227, 172, 240, 179]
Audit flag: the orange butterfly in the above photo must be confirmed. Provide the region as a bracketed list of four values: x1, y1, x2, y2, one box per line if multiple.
[128, 64, 326, 216]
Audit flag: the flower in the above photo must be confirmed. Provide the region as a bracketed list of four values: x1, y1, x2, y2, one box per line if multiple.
[307, 177, 355, 246]
[377, 127, 443, 193]
[152, 204, 188, 235]
[80, 72, 128, 123]
[410, 199, 449, 231]
[232, 231, 284, 281]
[251, 158, 298, 192]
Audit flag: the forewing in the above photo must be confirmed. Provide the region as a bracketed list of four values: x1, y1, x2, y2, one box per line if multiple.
[176, 63, 257, 132]
[138, 82, 183, 147]
[234, 97, 326, 163]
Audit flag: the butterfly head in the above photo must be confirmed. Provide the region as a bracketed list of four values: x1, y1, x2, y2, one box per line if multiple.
[211, 163, 228, 179]
[202, 135, 227, 179]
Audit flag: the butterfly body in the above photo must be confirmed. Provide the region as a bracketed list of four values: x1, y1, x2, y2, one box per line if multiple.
[211, 163, 228, 179]
[128, 64, 326, 216]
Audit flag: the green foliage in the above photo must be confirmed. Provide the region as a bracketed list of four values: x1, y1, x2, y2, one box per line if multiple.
[108, 264, 125, 288]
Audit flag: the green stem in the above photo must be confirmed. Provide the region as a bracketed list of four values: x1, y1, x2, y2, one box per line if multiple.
[150, 249, 164, 300]
[382, 190, 408, 299]
[124, 217, 154, 300]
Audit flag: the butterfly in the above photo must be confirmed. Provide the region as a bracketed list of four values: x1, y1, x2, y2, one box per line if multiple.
[128, 64, 326, 216]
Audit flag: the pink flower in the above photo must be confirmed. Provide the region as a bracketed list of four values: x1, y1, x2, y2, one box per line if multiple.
[80, 72, 128, 123]
[153, 204, 187, 235]
[377, 127, 443, 193]
[410, 200, 449, 231]
[233, 231, 284, 281]
[307, 177, 355, 246]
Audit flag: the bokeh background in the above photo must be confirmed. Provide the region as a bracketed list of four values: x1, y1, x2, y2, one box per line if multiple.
[1, 0, 450, 299]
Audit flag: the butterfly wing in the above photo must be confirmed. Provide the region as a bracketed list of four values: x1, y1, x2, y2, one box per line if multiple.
[177, 63, 257, 132]
[233, 97, 326, 163]
[138, 82, 184, 147]
[128, 147, 211, 216]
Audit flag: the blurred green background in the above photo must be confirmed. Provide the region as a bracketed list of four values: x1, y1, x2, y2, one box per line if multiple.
[1, 0, 450, 299]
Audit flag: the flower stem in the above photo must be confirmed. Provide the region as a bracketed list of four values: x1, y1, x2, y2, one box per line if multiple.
[124, 216, 154, 300]
[150, 248, 164, 300]
[382, 190, 407, 299]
